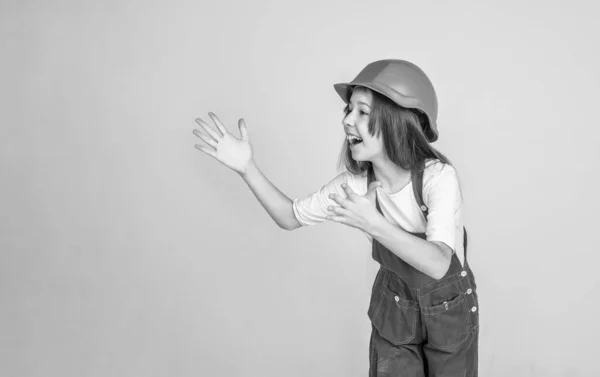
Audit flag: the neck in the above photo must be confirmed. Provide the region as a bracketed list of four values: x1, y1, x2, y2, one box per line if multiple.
[370, 157, 412, 193]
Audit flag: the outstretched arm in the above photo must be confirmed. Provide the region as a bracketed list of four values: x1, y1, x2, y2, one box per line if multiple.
[240, 161, 301, 231]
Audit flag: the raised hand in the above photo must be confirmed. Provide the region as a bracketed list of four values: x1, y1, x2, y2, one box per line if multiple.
[193, 112, 254, 175]
[326, 181, 384, 234]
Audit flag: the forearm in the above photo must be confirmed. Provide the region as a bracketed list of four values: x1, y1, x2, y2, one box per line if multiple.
[240, 161, 300, 230]
[369, 216, 452, 280]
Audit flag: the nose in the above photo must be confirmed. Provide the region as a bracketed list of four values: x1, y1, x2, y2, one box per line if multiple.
[343, 109, 355, 129]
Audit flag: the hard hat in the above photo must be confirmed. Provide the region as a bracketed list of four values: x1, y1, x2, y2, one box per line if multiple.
[333, 59, 439, 142]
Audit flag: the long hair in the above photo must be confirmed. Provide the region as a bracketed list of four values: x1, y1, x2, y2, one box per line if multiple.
[336, 86, 452, 175]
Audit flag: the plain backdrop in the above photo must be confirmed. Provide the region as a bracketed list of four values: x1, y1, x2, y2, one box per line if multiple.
[1, 0, 599, 376]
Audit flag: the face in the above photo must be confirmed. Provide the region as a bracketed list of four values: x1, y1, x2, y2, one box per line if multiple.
[343, 88, 384, 162]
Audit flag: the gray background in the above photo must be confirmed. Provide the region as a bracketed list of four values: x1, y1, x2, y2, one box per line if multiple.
[2, 0, 599, 376]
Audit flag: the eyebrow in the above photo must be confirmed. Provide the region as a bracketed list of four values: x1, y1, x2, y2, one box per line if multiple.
[350, 101, 371, 108]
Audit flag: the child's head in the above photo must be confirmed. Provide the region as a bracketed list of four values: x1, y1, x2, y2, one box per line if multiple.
[334, 60, 450, 174]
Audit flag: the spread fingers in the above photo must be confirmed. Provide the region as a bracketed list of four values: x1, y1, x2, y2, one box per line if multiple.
[193, 129, 218, 148]
[195, 117, 221, 142]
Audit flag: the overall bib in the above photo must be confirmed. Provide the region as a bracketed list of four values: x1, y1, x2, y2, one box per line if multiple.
[367, 166, 479, 377]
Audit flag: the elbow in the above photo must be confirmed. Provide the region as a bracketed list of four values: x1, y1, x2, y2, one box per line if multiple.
[279, 223, 292, 231]
[425, 252, 452, 280]
[431, 263, 450, 280]
[279, 219, 302, 231]
[428, 242, 453, 280]
[432, 255, 452, 280]
[280, 204, 302, 231]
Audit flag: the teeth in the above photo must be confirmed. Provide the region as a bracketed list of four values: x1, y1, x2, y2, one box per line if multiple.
[347, 135, 362, 142]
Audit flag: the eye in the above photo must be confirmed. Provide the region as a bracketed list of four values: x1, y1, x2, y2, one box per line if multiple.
[343, 106, 369, 116]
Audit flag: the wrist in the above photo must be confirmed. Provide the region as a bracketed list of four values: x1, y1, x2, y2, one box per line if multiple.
[367, 213, 388, 238]
[240, 160, 258, 180]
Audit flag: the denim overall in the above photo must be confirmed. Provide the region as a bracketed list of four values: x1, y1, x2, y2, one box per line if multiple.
[367, 166, 479, 377]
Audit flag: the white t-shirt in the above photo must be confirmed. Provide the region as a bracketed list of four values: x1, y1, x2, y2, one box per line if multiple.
[292, 159, 466, 266]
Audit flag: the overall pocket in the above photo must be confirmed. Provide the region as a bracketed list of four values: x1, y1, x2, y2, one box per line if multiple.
[368, 284, 419, 346]
[423, 291, 471, 349]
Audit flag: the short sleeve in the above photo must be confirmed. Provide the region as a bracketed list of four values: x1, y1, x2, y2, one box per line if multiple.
[292, 171, 357, 226]
[423, 163, 463, 253]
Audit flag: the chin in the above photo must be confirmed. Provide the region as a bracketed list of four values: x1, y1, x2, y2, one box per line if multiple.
[351, 150, 369, 161]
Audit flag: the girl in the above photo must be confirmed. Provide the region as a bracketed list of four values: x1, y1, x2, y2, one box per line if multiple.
[193, 59, 479, 376]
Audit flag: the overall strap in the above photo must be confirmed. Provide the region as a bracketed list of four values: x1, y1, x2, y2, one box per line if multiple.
[411, 164, 429, 218]
[367, 167, 382, 213]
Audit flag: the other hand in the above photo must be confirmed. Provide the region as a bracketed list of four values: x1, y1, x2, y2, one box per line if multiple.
[326, 181, 383, 234]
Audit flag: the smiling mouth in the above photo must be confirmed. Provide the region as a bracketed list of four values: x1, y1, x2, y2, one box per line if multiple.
[347, 135, 363, 146]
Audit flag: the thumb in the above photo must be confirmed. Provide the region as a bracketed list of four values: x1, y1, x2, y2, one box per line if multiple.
[238, 118, 249, 141]
[367, 181, 382, 196]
